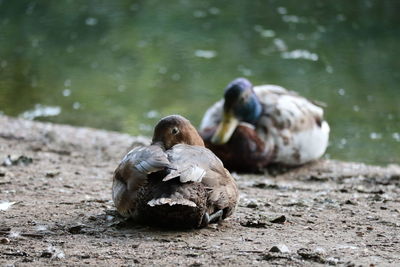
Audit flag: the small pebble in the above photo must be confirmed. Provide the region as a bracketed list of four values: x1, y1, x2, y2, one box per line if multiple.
[1, 238, 10, 244]
[246, 201, 258, 208]
[270, 215, 286, 224]
[46, 171, 60, 178]
[269, 244, 290, 253]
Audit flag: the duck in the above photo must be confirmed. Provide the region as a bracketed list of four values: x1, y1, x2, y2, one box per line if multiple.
[199, 77, 330, 173]
[112, 115, 239, 229]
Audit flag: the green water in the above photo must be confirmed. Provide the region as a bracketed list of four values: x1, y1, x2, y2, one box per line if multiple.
[0, 0, 399, 165]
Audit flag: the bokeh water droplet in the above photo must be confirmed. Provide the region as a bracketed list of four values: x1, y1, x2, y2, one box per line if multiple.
[194, 50, 217, 59]
[85, 17, 98, 26]
[369, 132, 382, 140]
[63, 89, 71, 97]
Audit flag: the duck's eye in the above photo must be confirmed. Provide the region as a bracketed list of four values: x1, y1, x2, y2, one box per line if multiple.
[171, 127, 179, 135]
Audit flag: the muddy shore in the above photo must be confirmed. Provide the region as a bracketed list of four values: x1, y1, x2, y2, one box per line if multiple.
[0, 115, 399, 266]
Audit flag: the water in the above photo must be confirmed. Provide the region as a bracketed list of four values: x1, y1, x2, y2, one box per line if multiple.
[0, 0, 399, 165]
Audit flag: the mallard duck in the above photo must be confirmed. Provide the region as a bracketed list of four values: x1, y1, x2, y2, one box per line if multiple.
[112, 115, 239, 228]
[199, 77, 330, 172]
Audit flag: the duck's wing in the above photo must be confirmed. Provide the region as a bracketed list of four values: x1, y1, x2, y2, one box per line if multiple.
[256, 86, 324, 130]
[112, 145, 172, 217]
[165, 144, 239, 217]
[254, 85, 330, 164]
[163, 144, 220, 183]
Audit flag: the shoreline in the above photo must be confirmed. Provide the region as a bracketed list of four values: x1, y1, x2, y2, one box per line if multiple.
[1, 115, 399, 266]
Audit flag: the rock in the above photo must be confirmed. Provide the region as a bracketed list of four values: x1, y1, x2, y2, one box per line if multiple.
[0, 237, 10, 244]
[269, 244, 290, 253]
[270, 215, 286, 224]
[3, 250, 29, 257]
[68, 224, 86, 234]
[241, 219, 268, 228]
[41, 246, 65, 259]
[0, 201, 16, 211]
[46, 170, 60, 178]
[344, 200, 357, 205]
[2, 155, 33, 167]
[246, 201, 259, 208]
[297, 248, 326, 264]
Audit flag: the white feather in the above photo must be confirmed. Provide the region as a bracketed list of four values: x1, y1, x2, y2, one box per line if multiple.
[199, 100, 223, 131]
[147, 198, 197, 207]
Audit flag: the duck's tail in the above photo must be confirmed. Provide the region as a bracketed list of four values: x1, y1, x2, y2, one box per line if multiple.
[136, 181, 208, 228]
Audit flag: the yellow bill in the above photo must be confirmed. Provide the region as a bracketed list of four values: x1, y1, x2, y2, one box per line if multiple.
[211, 112, 239, 144]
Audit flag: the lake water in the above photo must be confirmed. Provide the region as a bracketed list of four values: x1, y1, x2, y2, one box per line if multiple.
[0, 0, 399, 165]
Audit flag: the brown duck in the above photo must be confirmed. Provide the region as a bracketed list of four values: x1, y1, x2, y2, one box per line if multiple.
[112, 115, 239, 228]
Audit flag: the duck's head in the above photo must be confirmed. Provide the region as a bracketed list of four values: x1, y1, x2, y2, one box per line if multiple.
[152, 115, 205, 150]
[211, 78, 262, 144]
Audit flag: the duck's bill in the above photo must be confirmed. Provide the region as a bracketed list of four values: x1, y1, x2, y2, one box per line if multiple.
[211, 113, 239, 144]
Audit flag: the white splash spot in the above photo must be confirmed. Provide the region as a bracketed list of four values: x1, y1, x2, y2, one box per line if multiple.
[158, 66, 167, 74]
[273, 38, 287, 51]
[194, 50, 217, 59]
[254, 25, 275, 37]
[277, 7, 287, 15]
[353, 105, 360, 112]
[72, 102, 81, 110]
[0, 201, 15, 211]
[338, 88, 346, 96]
[261, 29, 275, 38]
[146, 110, 159, 119]
[209, 7, 220, 15]
[19, 105, 61, 120]
[85, 17, 98, 26]
[282, 15, 300, 23]
[326, 65, 333, 73]
[369, 132, 382, 140]
[392, 133, 400, 142]
[281, 49, 318, 61]
[63, 89, 71, 97]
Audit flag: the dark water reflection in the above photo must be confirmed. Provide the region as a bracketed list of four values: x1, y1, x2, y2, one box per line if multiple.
[0, 0, 399, 165]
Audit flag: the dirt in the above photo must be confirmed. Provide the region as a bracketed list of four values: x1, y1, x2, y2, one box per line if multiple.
[0, 115, 399, 266]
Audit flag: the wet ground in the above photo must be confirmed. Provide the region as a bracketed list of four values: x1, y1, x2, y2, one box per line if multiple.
[1, 115, 399, 266]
